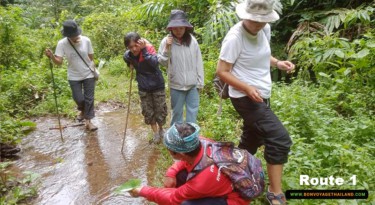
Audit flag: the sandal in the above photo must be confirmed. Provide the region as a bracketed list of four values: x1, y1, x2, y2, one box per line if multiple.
[159, 129, 165, 139]
[152, 133, 161, 144]
[86, 121, 98, 131]
[266, 190, 287, 205]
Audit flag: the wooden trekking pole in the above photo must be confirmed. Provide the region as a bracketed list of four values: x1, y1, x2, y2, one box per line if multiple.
[48, 59, 64, 142]
[167, 31, 173, 66]
[165, 31, 172, 96]
[121, 66, 134, 153]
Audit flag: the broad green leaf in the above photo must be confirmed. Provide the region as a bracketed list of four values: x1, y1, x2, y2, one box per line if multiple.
[335, 79, 344, 84]
[359, 124, 368, 129]
[338, 38, 350, 48]
[114, 179, 141, 194]
[356, 49, 369, 59]
[344, 68, 351, 76]
[318, 72, 330, 78]
[323, 49, 334, 61]
[366, 41, 375, 48]
[339, 10, 347, 22]
[334, 50, 345, 58]
[359, 10, 370, 22]
[326, 15, 336, 33]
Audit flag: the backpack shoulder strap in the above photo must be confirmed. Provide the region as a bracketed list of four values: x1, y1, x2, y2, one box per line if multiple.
[186, 139, 214, 181]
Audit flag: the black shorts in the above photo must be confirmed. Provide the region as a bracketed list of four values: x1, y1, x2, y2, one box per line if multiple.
[230, 96, 292, 164]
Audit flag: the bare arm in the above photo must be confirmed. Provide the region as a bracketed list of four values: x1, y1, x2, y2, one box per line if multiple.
[45, 48, 63, 65]
[88, 53, 94, 62]
[216, 59, 263, 102]
[270, 56, 295, 73]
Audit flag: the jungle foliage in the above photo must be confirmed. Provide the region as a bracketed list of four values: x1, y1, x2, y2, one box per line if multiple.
[0, 0, 374, 204]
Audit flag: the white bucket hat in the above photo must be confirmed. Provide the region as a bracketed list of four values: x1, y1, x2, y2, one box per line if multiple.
[236, 0, 280, 23]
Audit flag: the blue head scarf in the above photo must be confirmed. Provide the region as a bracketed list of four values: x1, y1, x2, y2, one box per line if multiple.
[163, 122, 200, 153]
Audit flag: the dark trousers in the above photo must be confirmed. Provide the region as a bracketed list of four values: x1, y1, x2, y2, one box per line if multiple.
[68, 78, 95, 120]
[176, 170, 228, 205]
[230, 97, 292, 164]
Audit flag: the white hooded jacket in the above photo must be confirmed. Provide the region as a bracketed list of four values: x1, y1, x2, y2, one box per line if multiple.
[158, 34, 204, 90]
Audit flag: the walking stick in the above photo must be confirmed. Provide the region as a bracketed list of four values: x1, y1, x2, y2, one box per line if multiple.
[121, 67, 134, 153]
[165, 32, 172, 97]
[48, 59, 64, 142]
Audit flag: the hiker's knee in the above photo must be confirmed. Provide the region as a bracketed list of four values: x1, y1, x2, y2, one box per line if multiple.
[264, 133, 292, 164]
[238, 137, 261, 155]
[238, 125, 263, 155]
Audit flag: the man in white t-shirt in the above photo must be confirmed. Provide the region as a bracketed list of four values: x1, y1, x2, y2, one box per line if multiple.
[216, 0, 295, 204]
[45, 20, 97, 131]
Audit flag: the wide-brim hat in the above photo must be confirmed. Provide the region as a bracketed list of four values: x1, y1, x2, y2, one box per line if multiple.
[167, 10, 193, 30]
[61, 20, 82, 38]
[236, 0, 280, 23]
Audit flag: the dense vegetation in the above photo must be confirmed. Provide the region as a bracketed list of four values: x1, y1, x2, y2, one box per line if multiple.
[1, 0, 374, 204]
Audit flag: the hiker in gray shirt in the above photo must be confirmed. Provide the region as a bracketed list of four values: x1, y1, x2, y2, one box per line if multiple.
[45, 20, 97, 131]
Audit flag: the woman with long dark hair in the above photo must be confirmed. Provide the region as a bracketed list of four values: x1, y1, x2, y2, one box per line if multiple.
[158, 10, 204, 126]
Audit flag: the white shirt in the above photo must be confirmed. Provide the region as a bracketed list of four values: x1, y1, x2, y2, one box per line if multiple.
[55, 36, 94, 81]
[219, 22, 272, 99]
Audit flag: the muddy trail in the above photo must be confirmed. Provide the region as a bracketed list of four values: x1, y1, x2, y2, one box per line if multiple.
[11, 106, 160, 205]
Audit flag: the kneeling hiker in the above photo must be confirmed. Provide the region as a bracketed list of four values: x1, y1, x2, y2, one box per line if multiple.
[129, 122, 251, 205]
[123, 32, 167, 144]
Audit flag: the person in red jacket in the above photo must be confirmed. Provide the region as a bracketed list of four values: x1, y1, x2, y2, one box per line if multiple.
[129, 122, 251, 205]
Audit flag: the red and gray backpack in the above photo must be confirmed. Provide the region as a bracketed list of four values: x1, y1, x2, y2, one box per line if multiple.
[187, 139, 265, 200]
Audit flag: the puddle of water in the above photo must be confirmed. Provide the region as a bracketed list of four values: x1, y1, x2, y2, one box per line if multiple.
[12, 109, 159, 205]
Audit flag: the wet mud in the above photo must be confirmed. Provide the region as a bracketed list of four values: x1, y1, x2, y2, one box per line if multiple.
[11, 108, 160, 205]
